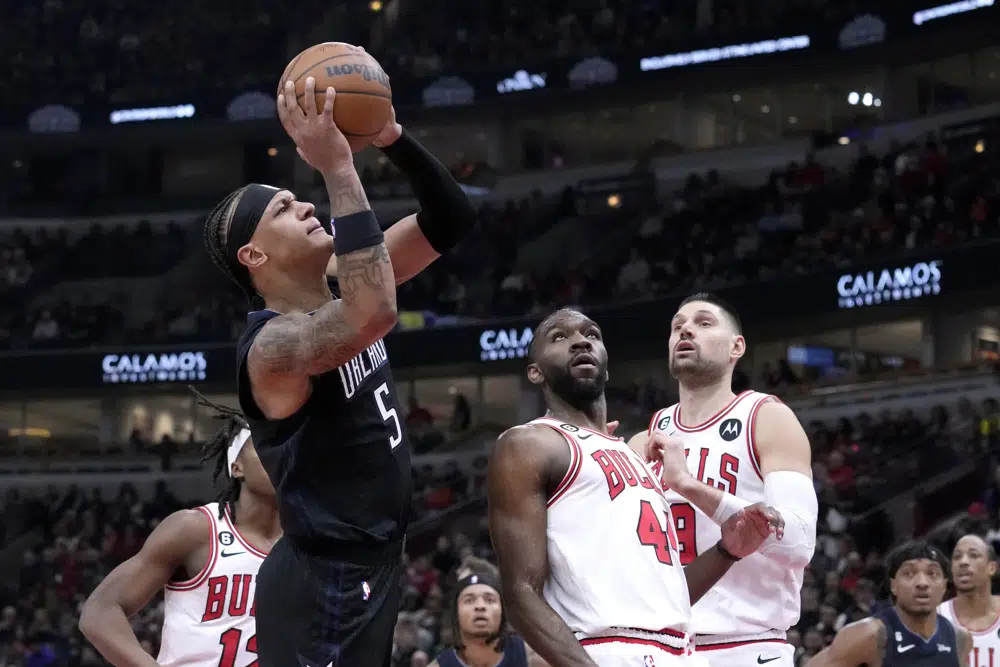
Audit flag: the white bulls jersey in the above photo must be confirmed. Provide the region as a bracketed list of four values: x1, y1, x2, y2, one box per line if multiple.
[649, 391, 801, 640]
[939, 598, 1000, 667]
[533, 416, 693, 655]
[157, 503, 267, 667]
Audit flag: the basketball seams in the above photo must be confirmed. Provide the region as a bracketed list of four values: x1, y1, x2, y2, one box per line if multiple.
[295, 90, 393, 102]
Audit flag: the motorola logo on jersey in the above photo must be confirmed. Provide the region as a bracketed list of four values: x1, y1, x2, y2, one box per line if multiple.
[480, 327, 533, 361]
[102, 351, 207, 384]
[836, 260, 942, 309]
[719, 419, 743, 441]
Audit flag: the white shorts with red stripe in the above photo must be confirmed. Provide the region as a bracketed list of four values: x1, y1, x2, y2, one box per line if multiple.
[579, 629, 709, 667]
[693, 636, 793, 667]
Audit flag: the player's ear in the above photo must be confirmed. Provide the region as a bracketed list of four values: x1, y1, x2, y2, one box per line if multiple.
[731, 335, 746, 362]
[889, 577, 898, 600]
[526, 363, 544, 386]
[231, 457, 245, 481]
[238, 243, 267, 269]
[989, 559, 997, 577]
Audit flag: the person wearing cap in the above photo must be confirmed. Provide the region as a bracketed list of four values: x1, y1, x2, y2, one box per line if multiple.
[432, 572, 528, 667]
[806, 540, 971, 667]
[79, 395, 280, 667]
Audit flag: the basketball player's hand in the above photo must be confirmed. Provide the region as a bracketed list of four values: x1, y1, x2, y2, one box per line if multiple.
[373, 105, 402, 148]
[646, 432, 692, 491]
[277, 78, 354, 174]
[719, 503, 784, 559]
[606, 420, 619, 436]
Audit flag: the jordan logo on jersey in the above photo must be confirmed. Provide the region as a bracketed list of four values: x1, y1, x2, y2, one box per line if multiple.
[337, 339, 389, 399]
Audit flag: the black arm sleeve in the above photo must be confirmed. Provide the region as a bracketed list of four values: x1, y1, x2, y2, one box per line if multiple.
[379, 128, 477, 253]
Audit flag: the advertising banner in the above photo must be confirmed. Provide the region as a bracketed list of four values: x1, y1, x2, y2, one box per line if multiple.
[0, 240, 995, 393]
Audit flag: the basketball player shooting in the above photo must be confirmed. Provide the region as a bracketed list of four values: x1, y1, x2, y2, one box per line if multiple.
[79, 392, 280, 667]
[629, 293, 817, 667]
[487, 308, 784, 667]
[938, 534, 1000, 667]
[807, 540, 970, 667]
[202, 53, 477, 667]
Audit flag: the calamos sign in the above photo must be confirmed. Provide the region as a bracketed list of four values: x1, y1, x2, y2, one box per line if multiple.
[480, 327, 533, 361]
[837, 260, 942, 309]
[102, 351, 208, 384]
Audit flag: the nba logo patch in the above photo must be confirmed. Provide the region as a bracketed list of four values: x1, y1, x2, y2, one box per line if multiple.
[643, 656, 656, 667]
[362, 581, 371, 601]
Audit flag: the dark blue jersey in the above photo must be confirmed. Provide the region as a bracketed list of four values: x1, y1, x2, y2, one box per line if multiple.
[874, 606, 960, 667]
[236, 296, 411, 564]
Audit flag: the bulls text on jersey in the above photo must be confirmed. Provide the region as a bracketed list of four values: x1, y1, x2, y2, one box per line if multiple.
[337, 339, 389, 399]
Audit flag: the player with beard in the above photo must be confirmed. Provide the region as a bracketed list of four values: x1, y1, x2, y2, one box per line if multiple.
[488, 308, 784, 667]
[628, 293, 816, 667]
[807, 540, 969, 667]
[939, 534, 1000, 667]
[432, 571, 528, 667]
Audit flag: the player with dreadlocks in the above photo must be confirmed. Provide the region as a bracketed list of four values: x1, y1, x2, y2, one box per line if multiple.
[431, 569, 528, 667]
[80, 390, 280, 667]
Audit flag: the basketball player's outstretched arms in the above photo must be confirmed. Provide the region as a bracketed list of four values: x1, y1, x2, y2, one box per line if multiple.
[257, 82, 398, 418]
[633, 400, 816, 569]
[806, 618, 886, 667]
[79, 510, 210, 667]
[487, 425, 600, 667]
[325, 104, 477, 285]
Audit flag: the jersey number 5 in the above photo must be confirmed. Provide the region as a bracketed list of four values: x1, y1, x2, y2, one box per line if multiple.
[219, 628, 256, 667]
[636, 500, 680, 565]
[375, 381, 402, 449]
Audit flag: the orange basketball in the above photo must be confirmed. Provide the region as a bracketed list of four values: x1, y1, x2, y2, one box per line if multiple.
[279, 42, 392, 153]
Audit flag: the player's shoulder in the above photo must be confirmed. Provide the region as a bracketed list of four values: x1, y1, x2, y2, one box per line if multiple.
[497, 422, 562, 449]
[153, 507, 215, 545]
[838, 616, 888, 649]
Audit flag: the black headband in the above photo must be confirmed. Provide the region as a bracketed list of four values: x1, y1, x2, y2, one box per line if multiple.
[454, 573, 502, 603]
[225, 183, 280, 301]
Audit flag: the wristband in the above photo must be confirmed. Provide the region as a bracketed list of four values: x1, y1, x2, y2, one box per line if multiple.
[333, 210, 384, 256]
[716, 543, 742, 562]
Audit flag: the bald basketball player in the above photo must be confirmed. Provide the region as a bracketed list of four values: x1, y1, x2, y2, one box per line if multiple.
[939, 534, 1000, 667]
[630, 292, 816, 667]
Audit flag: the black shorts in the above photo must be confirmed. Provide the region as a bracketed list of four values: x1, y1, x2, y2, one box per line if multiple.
[255, 537, 402, 667]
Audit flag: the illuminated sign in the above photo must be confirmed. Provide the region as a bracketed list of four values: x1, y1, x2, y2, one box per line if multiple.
[913, 0, 994, 25]
[639, 35, 811, 72]
[102, 352, 207, 383]
[836, 261, 942, 309]
[109, 104, 196, 125]
[496, 70, 547, 94]
[480, 328, 534, 361]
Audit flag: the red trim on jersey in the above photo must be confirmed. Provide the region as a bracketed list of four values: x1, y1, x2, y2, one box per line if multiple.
[579, 636, 684, 656]
[647, 408, 669, 435]
[947, 599, 1000, 635]
[695, 638, 788, 651]
[746, 394, 779, 481]
[165, 506, 218, 591]
[674, 391, 753, 433]
[222, 506, 270, 559]
[541, 424, 583, 508]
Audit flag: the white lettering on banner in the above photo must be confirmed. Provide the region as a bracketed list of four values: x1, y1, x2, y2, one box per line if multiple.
[109, 104, 196, 125]
[639, 35, 810, 72]
[836, 261, 942, 309]
[102, 352, 207, 384]
[913, 0, 993, 25]
[480, 328, 534, 361]
[496, 71, 547, 94]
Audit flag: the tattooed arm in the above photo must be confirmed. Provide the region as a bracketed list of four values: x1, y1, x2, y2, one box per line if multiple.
[806, 618, 885, 667]
[248, 167, 397, 420]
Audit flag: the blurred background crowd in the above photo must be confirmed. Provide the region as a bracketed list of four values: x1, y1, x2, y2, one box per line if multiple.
[2, 0, 1000, 666]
